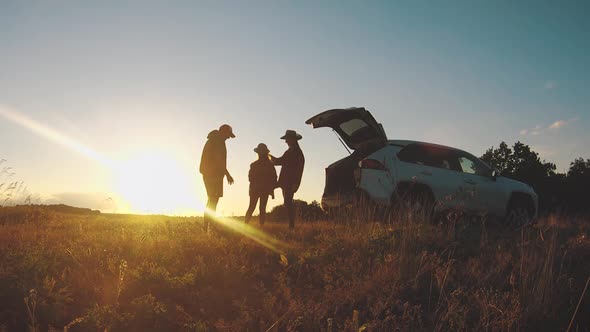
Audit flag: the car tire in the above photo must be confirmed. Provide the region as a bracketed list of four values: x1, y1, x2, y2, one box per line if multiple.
[504, 202, 533, 228]
[394, 189, 435, 223]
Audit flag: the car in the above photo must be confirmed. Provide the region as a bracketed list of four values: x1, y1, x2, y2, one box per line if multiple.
[305, 107, 538, 225]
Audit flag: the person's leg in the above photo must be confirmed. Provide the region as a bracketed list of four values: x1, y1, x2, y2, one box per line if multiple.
[259, 195, 269, 226]
[206, 175, 224, 232]
[205, 196, 219, 231]
[283, 189, 295, 229]
[245, 195, 258, 224]
[203, 176, 210, 231]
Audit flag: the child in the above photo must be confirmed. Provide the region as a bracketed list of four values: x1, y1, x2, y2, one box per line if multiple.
[245, 143, 278, 225]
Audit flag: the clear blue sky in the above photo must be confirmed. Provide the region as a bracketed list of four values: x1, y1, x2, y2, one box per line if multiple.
[1, 1, 588, 215]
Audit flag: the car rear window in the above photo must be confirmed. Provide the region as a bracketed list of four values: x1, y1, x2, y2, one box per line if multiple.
[340, 119, 369, 136]
[339, 118, 380, 142]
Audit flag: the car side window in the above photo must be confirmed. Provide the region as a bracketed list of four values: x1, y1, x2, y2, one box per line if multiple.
[398, 144, 461, 171]
[398, 144, 429, 165]
[426, 147, 461, 171]
[458, 155, 491, 176]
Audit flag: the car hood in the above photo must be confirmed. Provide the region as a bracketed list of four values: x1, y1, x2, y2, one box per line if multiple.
[498, 176, 537, 196]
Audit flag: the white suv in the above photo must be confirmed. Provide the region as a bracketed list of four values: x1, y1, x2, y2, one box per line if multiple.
[306, 107, 538, 225]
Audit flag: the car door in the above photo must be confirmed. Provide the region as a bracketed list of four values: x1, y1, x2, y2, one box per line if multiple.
[305, 107, 388, 151]
[396, 144, 465, 210]
[456, 152, 503, 216]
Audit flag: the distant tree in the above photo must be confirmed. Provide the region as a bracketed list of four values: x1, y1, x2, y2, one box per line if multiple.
[564, 158, 590, 213]
[567, 158, 590, 178]
[481, 141, 514, 175]
[304, 200, 326, 221]
[512, 142, 557, 184]
[481, 141, 560, 213]
[482, 142, 590, 213]
[481, 141, 556, 183]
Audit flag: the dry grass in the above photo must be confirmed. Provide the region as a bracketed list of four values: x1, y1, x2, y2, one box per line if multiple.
[0, 206, 589, 331]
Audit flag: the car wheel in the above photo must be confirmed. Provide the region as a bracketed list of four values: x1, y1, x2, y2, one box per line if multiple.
[504, 203, 532, 228]
[396, 189, 435, 223]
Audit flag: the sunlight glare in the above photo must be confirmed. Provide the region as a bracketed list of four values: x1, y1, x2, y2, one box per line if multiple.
[208, 212, 289, 254]
[0, 105, 111, 166]
[113, 151, 200, 215]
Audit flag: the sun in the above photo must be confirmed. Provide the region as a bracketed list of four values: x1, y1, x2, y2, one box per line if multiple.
[112, 151, 202, 215]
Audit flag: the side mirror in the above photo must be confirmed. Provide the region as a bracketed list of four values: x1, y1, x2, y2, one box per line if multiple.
[491, 169, 498, 180]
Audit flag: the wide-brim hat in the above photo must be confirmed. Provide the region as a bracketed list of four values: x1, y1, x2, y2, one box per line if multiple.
[254, 143, 270, 154]
[219, 124, 236, 138]
[280, 129, 302, 140]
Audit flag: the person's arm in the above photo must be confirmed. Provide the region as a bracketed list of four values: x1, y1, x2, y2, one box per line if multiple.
[248, 163, 254, 183]
[269, 163, 277, 198]
[225, 169, 234, 185]
[271, 163, 278, 184]
[269, 155, 281, 165]
[271, 150, 289, 166]
[212, 140, 233, 184]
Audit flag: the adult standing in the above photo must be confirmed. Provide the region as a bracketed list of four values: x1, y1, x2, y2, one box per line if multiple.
[271, 130, 305, 229]
[199, 124, 235, 232]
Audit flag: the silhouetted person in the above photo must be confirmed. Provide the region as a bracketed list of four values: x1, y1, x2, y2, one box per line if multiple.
[245, 143, 277, 226]
[271, 130, 305, 229]
[199, 124, 235, 232]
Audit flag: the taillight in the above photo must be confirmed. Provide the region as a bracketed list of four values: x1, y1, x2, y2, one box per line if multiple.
[359, 159, 387, 171]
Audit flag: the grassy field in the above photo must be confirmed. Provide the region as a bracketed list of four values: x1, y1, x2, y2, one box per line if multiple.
[0, 206, 589, 331]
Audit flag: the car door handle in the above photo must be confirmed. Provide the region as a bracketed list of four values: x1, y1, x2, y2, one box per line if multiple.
[420, 171, 432, 176]
[464, 179, 476, 185]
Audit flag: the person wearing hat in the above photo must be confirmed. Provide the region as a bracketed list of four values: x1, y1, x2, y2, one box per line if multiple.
[199, 124, 235, 232]
[244, 143, 277, 226]
[270, 130, 305, 229]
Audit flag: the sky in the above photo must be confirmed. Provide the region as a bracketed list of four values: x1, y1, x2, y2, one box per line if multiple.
[1, 1, 589, 216]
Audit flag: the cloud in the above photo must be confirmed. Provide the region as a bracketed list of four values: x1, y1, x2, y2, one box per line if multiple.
[544, 81, 558, 90]
[548, 120, 567, 130]
[520, 118, 577, 136]
[520, 125, 542, 136]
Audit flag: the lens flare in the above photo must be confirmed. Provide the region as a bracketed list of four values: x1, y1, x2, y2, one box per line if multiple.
[0, 105, 112, 166]
[206, 211, 289, 254]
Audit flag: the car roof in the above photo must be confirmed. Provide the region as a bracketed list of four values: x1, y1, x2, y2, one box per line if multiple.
[386, 139, 492, 168]
[388, 139, 466, 154]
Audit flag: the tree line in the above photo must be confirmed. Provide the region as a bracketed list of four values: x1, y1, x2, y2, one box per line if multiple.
[481, 141, 589, 214]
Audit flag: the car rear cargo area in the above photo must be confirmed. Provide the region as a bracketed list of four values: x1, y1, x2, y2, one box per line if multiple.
[323, 149, 374, 197]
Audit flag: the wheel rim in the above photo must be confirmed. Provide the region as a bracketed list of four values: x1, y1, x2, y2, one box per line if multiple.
[506, 207, 531, 227]
[401, 193, 434, 221]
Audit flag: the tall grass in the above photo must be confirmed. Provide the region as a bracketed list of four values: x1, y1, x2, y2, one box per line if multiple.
[0, 160, 32, 207]
[0, 206, 588, 331]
